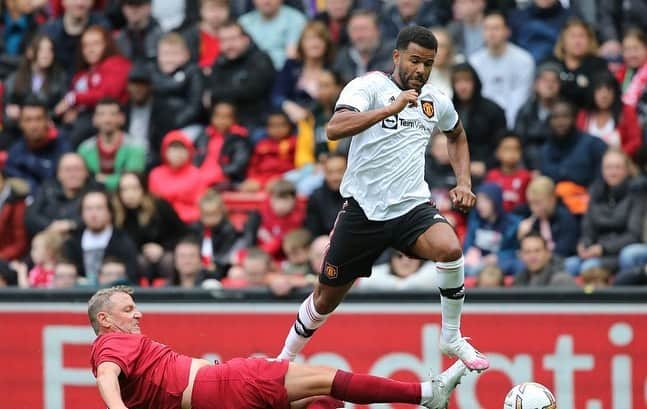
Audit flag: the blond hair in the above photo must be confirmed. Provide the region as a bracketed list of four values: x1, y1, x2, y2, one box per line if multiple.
[199, 188, 227, 211]
[554, 18, 599, 60]
[526, 176, 555, 199]
[159, 32, 189, 52]
[87, 286, 134, 335]
[33, 230, 63, 261]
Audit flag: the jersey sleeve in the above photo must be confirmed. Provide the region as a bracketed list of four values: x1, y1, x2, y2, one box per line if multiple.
[92, 334, 143, 378]
[436, 93, 459, 132]
[335, 76, 373, 113]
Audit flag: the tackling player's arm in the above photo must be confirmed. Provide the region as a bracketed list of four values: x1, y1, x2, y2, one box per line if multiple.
[445, 120, 476, 212]
[96, 361, 129, 409]
[326, 90, 419, 140]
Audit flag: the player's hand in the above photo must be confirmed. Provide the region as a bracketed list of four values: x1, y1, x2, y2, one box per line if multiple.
[387, 89, 418, 115]
[449, 184, 476, 213]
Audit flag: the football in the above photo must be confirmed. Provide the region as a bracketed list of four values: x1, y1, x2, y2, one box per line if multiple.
[503, 382, 556, 409]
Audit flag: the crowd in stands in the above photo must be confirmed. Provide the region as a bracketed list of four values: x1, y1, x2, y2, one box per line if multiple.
[1, 0, 647, 293]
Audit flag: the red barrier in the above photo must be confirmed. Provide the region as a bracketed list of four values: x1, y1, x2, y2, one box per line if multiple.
[1, 303, 646, 409]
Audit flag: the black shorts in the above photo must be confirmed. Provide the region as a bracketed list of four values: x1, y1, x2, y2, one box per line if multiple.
[320, 197, 450, 286]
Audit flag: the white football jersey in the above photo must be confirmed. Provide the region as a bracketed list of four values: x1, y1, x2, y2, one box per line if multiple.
[335, 71, 459, 221]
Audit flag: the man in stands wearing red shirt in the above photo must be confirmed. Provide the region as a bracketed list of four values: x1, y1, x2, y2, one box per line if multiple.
[89, 286, 466, 409]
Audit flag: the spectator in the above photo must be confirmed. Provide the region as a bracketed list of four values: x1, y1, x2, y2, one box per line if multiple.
[243, 179, 305, 261]
[54, 26, 132, 147]
[115, 0, 163, 63]
[485, 132, 532, 213]
[239, 0, 307, 70]
[5, 98, 71, 194]
[516, 176, 578, 258]
[333, 10, 394, 85]
[464, 182, 521, 276]
[475, 265, 504, 288]
[313, 0, 352, 47]
[618, 29, 647, 113]
[509, 0, 570, 63]
[192, 189, 241, 277]
[597, 0, 647, 60]
[356, 250, 437, 291]
[272, 21, 334, 124]
[0, 0, 38, 65]
[173, 236, 210, 288]
[152, 0, 192, 31]
[3, 35, 66, 146]
[0, 261, 18, 287]
[539, 99, 607, 191]
[241, 110, 297, 192]
[182, 0, 230, 72]
[551, 18, 609, 108]
[304, 153, 345, 237]
[124, 63, 153, 151]
[576, 72, 642, 157]
[41, 0, 110, 79]
[451, 62, 507, 178]
[63, 189, 139, 285]
[150, 32, 204, 158]
[470, 11, 534, 127]
[210, 21, 276, 131]
[24, 153, 95, 236]
[379, 0, 447, 43]
[580, 266, 611, 289]
[0, 170, 29, 261]
[514, 232, 573, 286]
[77, 99, 146, 191]
[22, 230, 63, 288]
[447, 0, 485, 60]
[148, 130, 207, 223]
[97, 256, 130, 287]
[113, 172, 186, 282]
[427, 27, 454, 98]
[306, 234, 328, 275]
[514, 61, 562, 169]
[565, 149, 645, 276]
[223, 246, 273, 288]
[281, 228, 311, 276]
[51, 259, 79, 288]
[194, 102, 252, 189]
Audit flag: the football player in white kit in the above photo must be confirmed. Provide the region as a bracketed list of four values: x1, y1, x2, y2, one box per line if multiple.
[277, 25, 488, 391]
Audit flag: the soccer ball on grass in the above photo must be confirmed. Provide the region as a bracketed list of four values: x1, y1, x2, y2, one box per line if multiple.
[503, 382, 556, 409]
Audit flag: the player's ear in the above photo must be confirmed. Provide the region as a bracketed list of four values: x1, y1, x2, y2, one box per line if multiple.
[97, 311, 111, 328]
[392, 49, 400, 66]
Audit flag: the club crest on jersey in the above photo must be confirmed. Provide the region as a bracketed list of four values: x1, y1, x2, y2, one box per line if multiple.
[324, 262, 338, 279]
[421, 100, 434, 118]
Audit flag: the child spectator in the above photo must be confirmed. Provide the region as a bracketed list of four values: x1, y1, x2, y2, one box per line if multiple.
[193, 189, 241, 277]
[464, 182, 521, 276]
[581, 266, 611, 290]
[26, 230, 63, 288]
[0, 170, 29, 262]
[150, 32, 204, 158]
[243, 180, 305, 261]
[77, 99, 146, 191]
[149, 130, 207, 223]
[97, 256, 130, 287]
[475, 265, 505, 288]
[576, 72, 642, 157]
[183, 0, 230, 73]
[223, 247, 273, 288]
[241, 111, 297, 192]
[55, 26, 132, 147]
[51, 259, 79, 288]
[281, 228, 312, 276]
[485, 132, 532, 213]
[194, 102, 251, 189]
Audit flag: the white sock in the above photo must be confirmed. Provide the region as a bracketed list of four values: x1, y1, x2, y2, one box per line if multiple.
[420, 381, 433, 403]
[436, 257, 465, 343]
[277, 293, 329, 361]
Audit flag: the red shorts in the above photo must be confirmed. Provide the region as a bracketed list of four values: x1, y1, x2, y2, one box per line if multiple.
[191, 357, 290, 409]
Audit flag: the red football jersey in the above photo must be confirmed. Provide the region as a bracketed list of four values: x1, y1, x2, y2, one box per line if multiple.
[91, 333, 193, 409]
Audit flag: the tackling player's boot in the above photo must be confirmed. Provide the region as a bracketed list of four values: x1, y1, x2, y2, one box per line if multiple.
[421, 360, 467, 409]
[439, 337, 489, 372]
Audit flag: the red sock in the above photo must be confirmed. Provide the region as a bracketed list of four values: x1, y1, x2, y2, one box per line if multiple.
[330, 370, 421, 404]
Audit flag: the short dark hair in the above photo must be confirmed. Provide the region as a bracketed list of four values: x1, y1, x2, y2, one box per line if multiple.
[520, 232, 548, 249]
[348, 9, 379, 28]
[96, 97, 123, 112]
[396, 26, 438, 52]
[176, 235, 202, 250]
[484, 10, 509, 27]
[21, 95, 48, 112]
[496, 130, 522, 147]
[551, 98, 576, 117]
[101, 256, 126, 268]
[219, 20, 248, 37]
[80, 188, 114, 218]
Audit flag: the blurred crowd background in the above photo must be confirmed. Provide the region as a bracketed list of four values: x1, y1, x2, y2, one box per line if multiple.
[0, 0, 646, 294]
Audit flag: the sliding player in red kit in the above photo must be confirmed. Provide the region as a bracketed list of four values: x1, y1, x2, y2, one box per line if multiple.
[89, 286, 467, 409]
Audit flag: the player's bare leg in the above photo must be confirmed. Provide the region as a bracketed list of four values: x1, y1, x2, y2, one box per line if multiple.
[283, 360, 467, 408]
[277, 281, 354, 361]
[411, 222, 489, 372]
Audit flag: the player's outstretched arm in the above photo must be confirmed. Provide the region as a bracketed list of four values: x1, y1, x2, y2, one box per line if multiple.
[326, 90, 418, 140]
[96, 362, 128, 409]
[445, 120, 476, 213]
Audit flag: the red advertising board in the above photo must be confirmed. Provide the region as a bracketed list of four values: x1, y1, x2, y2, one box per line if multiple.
[1, 302, 646, 409]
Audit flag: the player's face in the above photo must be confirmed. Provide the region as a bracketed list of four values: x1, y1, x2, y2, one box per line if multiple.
[520, 237, 550, 272]
[394, 42, 435, 92]
[107, 293, 142, 334]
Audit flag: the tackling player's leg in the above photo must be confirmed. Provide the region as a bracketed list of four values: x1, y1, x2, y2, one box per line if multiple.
[410, 222, 489, 372]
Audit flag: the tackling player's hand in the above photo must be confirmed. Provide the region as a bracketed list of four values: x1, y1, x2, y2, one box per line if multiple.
[387, 90, 418, 115]
[449, 184, 476, 213]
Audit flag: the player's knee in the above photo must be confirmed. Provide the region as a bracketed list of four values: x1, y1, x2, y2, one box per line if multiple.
[312, 288, 337, 315]
[436, 245, 463, 263]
